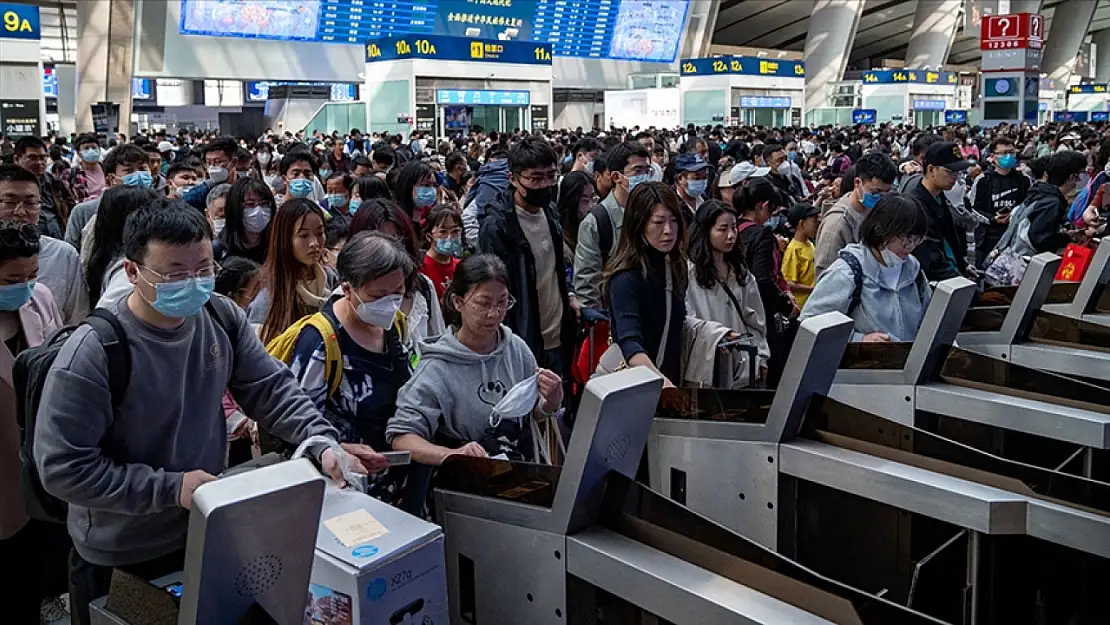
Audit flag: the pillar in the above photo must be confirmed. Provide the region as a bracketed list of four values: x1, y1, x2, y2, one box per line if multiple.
[1040, 0, 1097, 88]
[904, 0, 962, 69]
[680, 0, 721, 60]
[802, 0, 865, 112]
[1095, 30, 1110, 83]
[75, 0, 135, 134]
[1007, 0, 1044, 14]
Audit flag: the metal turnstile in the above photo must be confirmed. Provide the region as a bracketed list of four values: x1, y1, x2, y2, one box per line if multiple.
[434, 363, 944, 625]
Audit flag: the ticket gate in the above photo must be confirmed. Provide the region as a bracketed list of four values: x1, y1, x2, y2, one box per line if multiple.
[1042, 238, 1110, 327]
[434, 361, 945, 625]
[642, 285, 1110, 625]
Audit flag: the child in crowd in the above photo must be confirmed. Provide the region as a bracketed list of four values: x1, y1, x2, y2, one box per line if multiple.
[421, 207, 464, 300]
[782, 203, 819, 310]
[214, 256, 264, 466]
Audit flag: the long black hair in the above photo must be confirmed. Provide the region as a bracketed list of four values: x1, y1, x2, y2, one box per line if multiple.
[859, 194, 927, 251]
[442, 253, 510, 328]
[392, 160, 435, 221]
[86, 185, 158, 301]
[218, 176, 275, 263]
[689, 199, 749, 290]
[557, 171, 594, 252]
[353, 175, 392, 202]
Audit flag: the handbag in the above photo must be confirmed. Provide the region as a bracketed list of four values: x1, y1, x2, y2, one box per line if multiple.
[1055, 243, 1094, 282]
[595, 264, 673, 376]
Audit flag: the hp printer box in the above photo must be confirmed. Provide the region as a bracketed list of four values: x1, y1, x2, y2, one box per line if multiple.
[309, 489, 447, 625]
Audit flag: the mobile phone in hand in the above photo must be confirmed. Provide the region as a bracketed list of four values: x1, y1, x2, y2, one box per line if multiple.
[380, 451, 411, 466]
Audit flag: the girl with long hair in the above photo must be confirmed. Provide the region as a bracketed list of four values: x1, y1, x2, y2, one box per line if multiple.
[84, 185, 159, 307]
[251, 198, 333, 344]
[686, 200, 769, 385]
[603, 181, 688, 386]
[393, 160, 439, 225]
[214, 177, 276, 264]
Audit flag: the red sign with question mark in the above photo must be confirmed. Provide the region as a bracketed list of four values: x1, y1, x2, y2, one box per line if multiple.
[981, 13, 1043, 50]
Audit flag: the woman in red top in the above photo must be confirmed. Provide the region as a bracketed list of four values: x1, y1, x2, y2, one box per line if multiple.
[421, 207, 462, 300]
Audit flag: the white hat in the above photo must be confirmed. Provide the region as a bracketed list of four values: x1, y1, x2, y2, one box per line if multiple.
[727, 161, 771, 186]
[157, 141, 175, 153]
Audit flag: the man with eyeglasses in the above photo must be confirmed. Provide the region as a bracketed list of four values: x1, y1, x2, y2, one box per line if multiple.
[65, 144, 155, 253]
[182, 135, 242, 211]
[479, 136, 577, 391]
[0, 165, 89, 324]
[13, 136, 75, 241]
[909, 141, 971, 281]
[34, 200, 389, 625]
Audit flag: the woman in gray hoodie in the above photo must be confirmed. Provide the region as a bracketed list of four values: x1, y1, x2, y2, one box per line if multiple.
[388, 254, 563, 464]
[801, 195, 932, 343]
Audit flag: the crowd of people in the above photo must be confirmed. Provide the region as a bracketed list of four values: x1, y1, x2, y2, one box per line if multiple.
[0, 117, 1105, 624]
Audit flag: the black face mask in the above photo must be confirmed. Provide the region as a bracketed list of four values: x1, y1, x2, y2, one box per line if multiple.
[521, 184, 555, 208]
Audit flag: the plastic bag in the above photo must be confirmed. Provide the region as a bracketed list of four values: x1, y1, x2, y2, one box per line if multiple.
[292, 435, 363, 490]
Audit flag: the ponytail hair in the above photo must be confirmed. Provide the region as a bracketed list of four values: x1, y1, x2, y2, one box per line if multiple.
[732, 176, 780, 214]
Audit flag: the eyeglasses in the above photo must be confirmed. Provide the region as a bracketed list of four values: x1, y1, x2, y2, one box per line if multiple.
[140, 262, 220, 283]
[0, 200, 42, 214]
[624, 166, 653, 177]
[465, 295, 516, 315]
[517, 172, 558, 186]
[896, 235, 926, 250]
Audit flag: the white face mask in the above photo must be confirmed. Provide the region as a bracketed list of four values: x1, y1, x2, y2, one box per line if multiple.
[355, 292, 402, 328]
[489, 373, 539, 427]
[208, 166, 229, 183]
[257, 152, 271, 166]
[242, 205, 272, 233]
[211, 218, 225, 236]
[881, 249, 906, 267]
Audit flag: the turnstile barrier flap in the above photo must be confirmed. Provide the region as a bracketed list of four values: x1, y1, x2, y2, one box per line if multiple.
[1029, 311, 1110, 354]
[654, 386, 775, 423]
[939, 347, 1110, 413]
[315, 487, 442, 571]
[602, 478, 948, 624]
[435, 456, 559, 508]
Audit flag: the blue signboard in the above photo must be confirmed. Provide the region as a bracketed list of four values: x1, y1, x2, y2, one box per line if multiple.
[739, 96, 791, 109]
[852, 109, 877, 124]
[0, 2, 40, 40]
[1054, 111, 1090, 122]
[43, 67, 58, 99]
[178, 0, 687, 63]
[245, 81, 357, 102]
[679, 55, 805, 78]
[1068, 83, 1109, 94]
[912, 99, 946, 111]
[1092, 112, 1110, 122]
[131, 78, 153, 101]
[436, 89, 530, 106]
[944, 110, 968, 124]
[860, 69, 956, 85]
[1039, 101, 1049, 111]
[366, 34, 552, 65]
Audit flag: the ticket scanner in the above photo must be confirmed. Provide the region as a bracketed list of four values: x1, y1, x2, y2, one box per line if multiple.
[89, 459, 325, 625]
[434, 364, 945, 625]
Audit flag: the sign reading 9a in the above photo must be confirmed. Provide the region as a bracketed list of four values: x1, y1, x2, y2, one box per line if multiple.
[0, 3, 39, 39]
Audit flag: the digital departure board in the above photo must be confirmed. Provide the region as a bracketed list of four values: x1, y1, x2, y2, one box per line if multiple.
[179, 0, 688, 63]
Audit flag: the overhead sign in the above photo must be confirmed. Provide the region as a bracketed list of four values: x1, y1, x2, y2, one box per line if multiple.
[739, 96, 792, 109]
[245, 81, 358, 103]
[43, 67, 58, 99]
[679, 56, 805, 78]
[435, 89, 530, 106]
[1054, 111, 1089, 122]
[131, 78, 153, 101]
[0, 2, 40, 40]
[861, 69, 957, 85]
[912, 99, 947, 110]
[0, 100, 39, 136]
[981, 13, 1043, 50]
[1092, 112, 1110, 122]
[1068, 84, 1109, 94]
[366, 35, 553, 66]
[852, 109, 878, 124]
[944, 110, 968, 124]
[984, 77, 1017, 97]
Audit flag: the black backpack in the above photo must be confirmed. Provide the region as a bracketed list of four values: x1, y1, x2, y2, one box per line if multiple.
[15, 299, 240, 523]
[589, 203, 614, 266]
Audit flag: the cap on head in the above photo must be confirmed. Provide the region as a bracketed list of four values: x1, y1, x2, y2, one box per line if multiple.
[924, 141, 970, 172]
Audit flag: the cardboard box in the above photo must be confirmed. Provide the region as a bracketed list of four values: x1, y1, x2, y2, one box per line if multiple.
[309, 488, 447, 625]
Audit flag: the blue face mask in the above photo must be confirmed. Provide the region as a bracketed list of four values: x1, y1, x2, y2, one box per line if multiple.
[0, 280, 35, 311]
[123, 171, 154, 188]
[142, 274, 216, 318]
[628, 173, 651, 192]
[319, 168, 331, 178]
[686, 178, 707, 198]
[349, 198, 362, 214]
[289, 178, 314, 198]
[327, 193, 347, 207]
[862, 190, 882, 209]
[415, 185, 437, 208]
[997, 154, 1017, 170]
[435, 236, 462, 257]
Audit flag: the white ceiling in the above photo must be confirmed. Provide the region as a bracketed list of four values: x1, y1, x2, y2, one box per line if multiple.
[711, 0, 1110, 68]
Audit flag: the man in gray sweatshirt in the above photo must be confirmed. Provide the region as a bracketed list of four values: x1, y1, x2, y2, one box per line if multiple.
[33, 200, 383, 625]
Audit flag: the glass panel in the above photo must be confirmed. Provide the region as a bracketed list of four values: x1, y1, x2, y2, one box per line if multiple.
[838, 342, 913, 370]
[654, 387, 774, 423]
[961, 306, 1008, 332]
[682, 89, 725, 126]
[1028, 312, 1110, 351]
[368, 79, 410, 136]
[601, 478, 945, 624]
[434, 456, 560, 508]
[1095, 284, 1110, 313]
[977, 281, 1080, 306]
[803, 397, 1110, 516]
[939, 347, 1110, 408]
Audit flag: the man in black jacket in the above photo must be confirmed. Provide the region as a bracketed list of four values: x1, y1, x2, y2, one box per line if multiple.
[970, 137, 1030, 267]
[478, 136, 577, 388]
[909, 142, 970, 281]
[1019, 151, 1087, 255]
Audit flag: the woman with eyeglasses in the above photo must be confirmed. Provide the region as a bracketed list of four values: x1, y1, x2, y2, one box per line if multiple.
[251, 198, 334, 344]
[214, 177, 276, 265]
[83, 185, 159, 307]
[0, 220, 68, 624]
[801, 194, 932, 343]
[389, 253, 563, 465]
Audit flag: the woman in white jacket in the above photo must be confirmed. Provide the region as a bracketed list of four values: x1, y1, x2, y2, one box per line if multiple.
[686, 199, 770, 385]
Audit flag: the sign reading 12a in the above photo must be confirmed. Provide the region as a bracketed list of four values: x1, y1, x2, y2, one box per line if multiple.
[0, 3, 40, 40]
